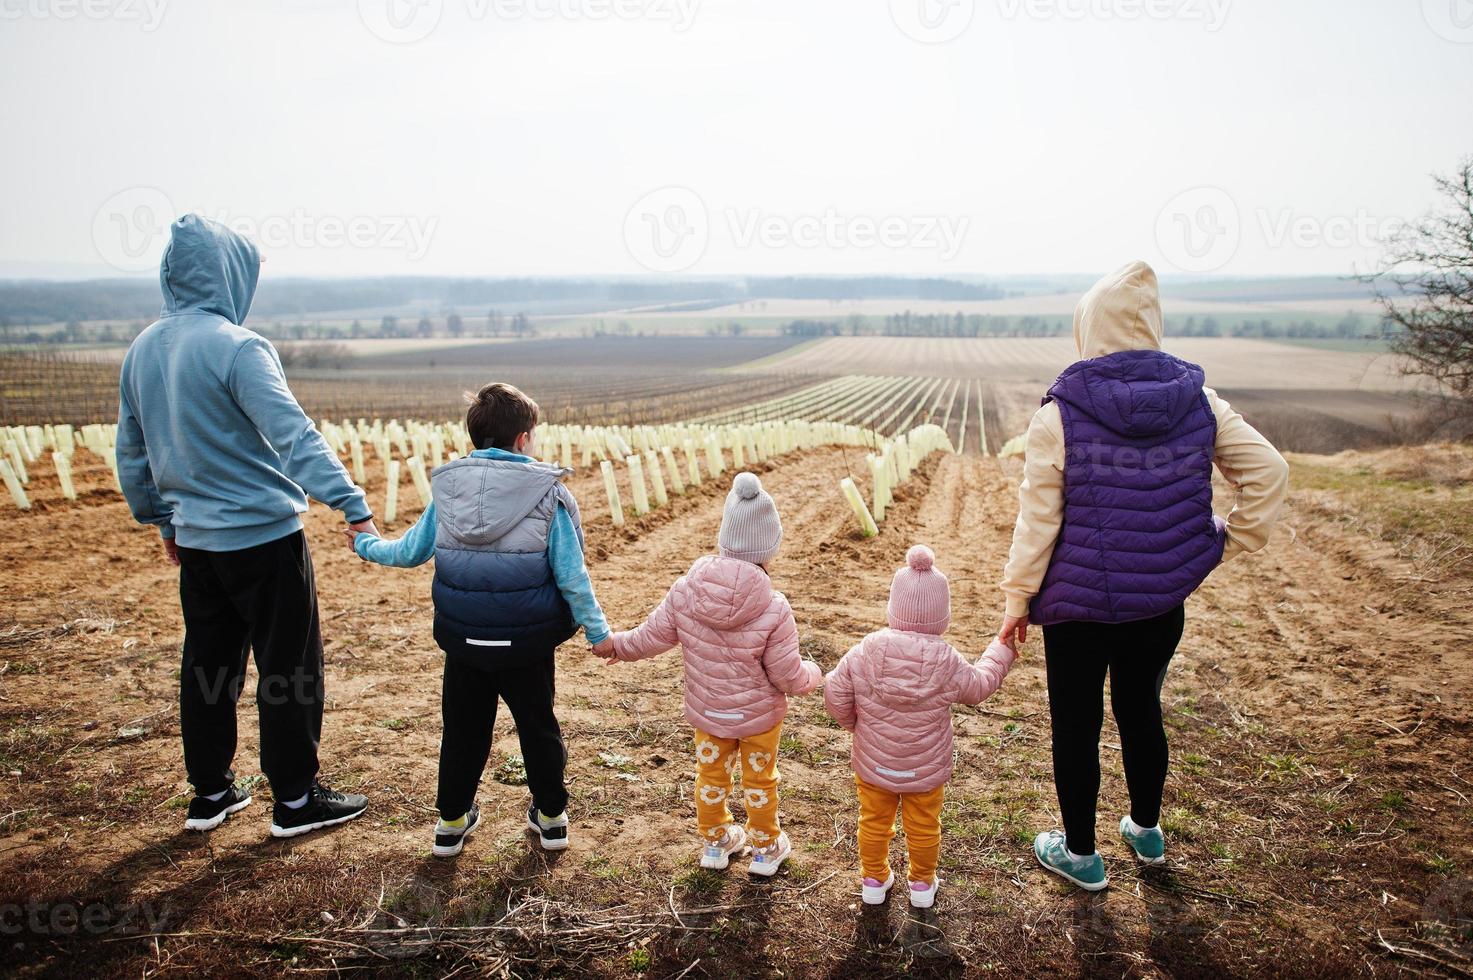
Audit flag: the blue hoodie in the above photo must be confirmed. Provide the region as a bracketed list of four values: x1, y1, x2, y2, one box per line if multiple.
[117, 215, 371, 551]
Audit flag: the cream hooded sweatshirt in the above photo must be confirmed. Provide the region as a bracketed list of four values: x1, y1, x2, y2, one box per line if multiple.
[999, 261, 1290, 620]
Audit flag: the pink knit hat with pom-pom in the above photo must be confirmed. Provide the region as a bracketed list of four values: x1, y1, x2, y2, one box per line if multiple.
[887, 544, 951, 635]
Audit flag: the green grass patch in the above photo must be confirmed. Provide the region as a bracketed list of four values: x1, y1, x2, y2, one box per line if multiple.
[492, 755, 527, 786]
[1261, 754, 1303, 781]
[674, 867, 725, 900]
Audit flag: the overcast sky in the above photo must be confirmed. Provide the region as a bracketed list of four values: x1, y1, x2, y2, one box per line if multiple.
[2, 0, 1470, 279]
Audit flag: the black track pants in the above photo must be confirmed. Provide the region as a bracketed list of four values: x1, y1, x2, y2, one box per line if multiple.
[177, 531, 324, 801]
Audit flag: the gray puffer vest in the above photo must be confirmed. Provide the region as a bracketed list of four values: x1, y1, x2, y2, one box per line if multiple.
[430, 455, 583, 662]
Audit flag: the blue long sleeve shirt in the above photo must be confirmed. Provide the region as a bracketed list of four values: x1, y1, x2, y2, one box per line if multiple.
[355, 448, 610, 645]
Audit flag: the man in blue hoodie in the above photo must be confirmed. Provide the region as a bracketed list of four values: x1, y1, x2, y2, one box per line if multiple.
[118, 214, 374, 838]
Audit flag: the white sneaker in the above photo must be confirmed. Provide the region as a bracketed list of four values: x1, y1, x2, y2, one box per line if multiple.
[748, 832, 791, 877]
[908, 877, 940, 909]
[699, 826, 748, 869]
[861, 872, 895, 905]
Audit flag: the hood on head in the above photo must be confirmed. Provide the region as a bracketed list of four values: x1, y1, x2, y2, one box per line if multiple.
[438, 459, 566, 546]
[159, 214, 260, 324]
[1074, 260, 1163, 359]
[682, 555, 774, 632]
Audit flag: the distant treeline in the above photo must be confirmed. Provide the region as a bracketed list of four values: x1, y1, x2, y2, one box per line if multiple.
[745, 277, 1006, 301]
[781, 311, 1387, 340]
[0, 275, 1008, 327]
[0, 310, 538, 346]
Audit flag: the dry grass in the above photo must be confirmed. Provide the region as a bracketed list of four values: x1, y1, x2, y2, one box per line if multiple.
[1287, 443, 1473, 596]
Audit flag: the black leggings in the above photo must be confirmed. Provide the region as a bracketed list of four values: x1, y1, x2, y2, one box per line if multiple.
[1042, 605, 1185, 856]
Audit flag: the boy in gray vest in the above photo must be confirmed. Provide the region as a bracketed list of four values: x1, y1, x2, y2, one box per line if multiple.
[345, 383, 613, 857]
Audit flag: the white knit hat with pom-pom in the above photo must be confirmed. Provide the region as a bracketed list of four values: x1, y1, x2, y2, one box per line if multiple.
[887, 544, 951, 634]
[718, 471, 783, 565]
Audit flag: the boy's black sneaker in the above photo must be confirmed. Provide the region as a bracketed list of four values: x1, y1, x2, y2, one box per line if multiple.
[527, 804, 569, 851]
[184, 785, 252, 831]
[433, 804, 481, 858]
[270, 782, 368, 838]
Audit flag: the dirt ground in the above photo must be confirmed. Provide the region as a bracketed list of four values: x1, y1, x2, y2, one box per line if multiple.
[0, 441, 1470, 978]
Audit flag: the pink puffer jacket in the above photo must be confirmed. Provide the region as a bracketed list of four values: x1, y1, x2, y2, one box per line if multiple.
[825, 631, 1015, 793]
[612, 555, 822, 739]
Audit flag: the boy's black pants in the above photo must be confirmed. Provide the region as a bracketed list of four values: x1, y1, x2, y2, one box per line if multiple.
[176, 531, 323, 802]
[437, 649, 568, 821]
[1042, 604, 1185, 856]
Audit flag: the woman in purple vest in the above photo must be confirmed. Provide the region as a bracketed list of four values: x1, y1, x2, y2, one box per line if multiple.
[997, 261, 1289, 891]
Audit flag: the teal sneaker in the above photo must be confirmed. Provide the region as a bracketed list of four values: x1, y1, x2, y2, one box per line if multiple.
[1119, 816, 1166, 865]
[1034, 831, 1108, 892]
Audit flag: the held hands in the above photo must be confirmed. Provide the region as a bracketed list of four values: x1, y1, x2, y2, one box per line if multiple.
[342, 517, 381, 555]
[996, 612, 1029, 651]
[591, 637, 618, 664]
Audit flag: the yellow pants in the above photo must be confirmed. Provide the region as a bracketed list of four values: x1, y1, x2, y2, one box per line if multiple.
[855, 776, 945, 885]
[693, 723, 783, 847]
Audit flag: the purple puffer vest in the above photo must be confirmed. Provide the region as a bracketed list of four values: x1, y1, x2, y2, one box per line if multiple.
[1030, 349, 1225, 626]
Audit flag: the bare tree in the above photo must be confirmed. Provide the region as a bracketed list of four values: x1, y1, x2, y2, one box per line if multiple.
[1365, 157, 1473, 423]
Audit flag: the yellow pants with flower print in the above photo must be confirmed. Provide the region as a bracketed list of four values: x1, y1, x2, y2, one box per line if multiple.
[692, 723, 783, 847]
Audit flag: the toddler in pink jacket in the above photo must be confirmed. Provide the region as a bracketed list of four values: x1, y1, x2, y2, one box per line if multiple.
[608, 472, 821, 876]
[825, 545, 1016, 908]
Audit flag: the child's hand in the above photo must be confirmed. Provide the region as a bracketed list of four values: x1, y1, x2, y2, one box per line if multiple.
[591, 637, 617, 664]
[342, 522, 381, 557]
[997, 613, 1028, 650]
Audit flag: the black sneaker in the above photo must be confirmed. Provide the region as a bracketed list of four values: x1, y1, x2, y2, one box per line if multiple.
[526, 803, 569, 851]
[270, 783, 368, 838]
[184, 785, 252, 832]
[433, 804, 481, 858]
